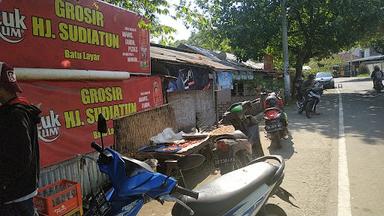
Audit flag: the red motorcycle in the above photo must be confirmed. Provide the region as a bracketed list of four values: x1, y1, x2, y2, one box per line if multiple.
[261, 91, 289, 148]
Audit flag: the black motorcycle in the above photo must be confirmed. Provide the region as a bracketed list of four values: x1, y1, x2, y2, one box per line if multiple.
[304, 82, 323, 118]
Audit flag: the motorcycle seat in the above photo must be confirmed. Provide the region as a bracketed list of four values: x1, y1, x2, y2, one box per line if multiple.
[215, 130, 248, 140]
[172, 162, 278, 216]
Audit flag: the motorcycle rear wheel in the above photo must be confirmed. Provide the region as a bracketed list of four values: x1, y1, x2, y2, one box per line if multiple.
[235, 151, 252, 168]
[220, 165, 233, 175]
[270, 132, 281, 149]
[232, 151, 253, 172]
[258, 204, 287, 216]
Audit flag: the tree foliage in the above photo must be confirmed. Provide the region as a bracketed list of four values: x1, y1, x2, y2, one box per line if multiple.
[195, 0, 384, 80]
[172, 30, 232, 51]
[103, 0, 199, 44]
[307, 55, 343, 74]
[361, 32, 384, 54]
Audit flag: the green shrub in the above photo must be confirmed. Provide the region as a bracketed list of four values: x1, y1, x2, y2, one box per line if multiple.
[358, 64, 370, 75]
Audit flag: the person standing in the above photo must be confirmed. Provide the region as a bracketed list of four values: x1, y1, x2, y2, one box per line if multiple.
[371, 65, 384, 90]
[0, 62, 41, 216]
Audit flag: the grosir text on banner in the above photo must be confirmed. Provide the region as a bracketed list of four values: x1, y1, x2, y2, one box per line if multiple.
[0, 0, 150, 72]
[20, 77, 164, 167]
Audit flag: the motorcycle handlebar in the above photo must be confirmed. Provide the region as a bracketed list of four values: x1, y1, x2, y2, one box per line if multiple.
[173, 185, 199, 200]
[250, 98, 260, 104]
[91, 141, 103, 153]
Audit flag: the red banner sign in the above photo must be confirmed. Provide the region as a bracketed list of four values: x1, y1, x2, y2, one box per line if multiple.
[0, 0, 150, 73]
[19, 76, 163, 167]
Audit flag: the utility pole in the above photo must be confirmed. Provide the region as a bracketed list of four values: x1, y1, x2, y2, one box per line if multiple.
[281, 0, 291, 101]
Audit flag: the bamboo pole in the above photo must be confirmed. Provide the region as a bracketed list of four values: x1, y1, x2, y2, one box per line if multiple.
[15, 68, 133, 81]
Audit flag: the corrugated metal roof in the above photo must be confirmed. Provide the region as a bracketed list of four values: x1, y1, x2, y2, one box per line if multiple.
[349, 55, 384, 63]
[177, 44, 255, 71]
[243, 61, 264, 70]
[151, 46, 238, 71]
[225, 53, 264, 70]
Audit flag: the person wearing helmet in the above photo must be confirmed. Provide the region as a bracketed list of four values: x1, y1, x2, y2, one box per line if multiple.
[371, 65, 383, 80]
[371, 65, 384, 92]
[371, 66, 383, 89]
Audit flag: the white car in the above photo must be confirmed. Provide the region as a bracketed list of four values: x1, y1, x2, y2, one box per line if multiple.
[315, 72, 334, 89]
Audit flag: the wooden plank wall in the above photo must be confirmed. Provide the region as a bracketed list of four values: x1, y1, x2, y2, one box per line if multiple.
[113, 105, 176, 156]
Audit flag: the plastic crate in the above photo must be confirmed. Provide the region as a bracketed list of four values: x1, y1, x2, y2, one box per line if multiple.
[33, 179, 82, 216]
[64, 206, 83, 216]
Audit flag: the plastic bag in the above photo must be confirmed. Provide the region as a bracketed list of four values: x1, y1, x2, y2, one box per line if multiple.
[150, 128, 184, 144]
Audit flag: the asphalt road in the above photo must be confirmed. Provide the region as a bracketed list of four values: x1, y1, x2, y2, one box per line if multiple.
[269, 77, 384, 216]
[138, 77, 384, 216]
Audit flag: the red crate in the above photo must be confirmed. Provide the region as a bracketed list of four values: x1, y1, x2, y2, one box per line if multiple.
[33, 179, 82, 216]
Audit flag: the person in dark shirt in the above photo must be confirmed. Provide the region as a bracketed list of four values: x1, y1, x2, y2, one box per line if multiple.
[371, 65, 384, 89]
[301, 74, 315, 96]
[0, 62, 41, 216]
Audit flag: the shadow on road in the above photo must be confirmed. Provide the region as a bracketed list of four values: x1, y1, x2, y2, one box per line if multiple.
[286, 90, 384, 145]
[268, 135, 296, 160]
[342, 92, 384, 145]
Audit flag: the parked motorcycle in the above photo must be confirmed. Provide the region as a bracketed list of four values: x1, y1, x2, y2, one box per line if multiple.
[304, 82, 324, 118]
[89, 114, 296, 216]
[214, 100, 264, 174]
[296, 81, 324, 118]
[261, 92, 288, 149]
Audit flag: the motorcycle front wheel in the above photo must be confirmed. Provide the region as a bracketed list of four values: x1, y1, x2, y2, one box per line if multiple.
[296, 101, 303, 114]
[305, 100, 314, 118]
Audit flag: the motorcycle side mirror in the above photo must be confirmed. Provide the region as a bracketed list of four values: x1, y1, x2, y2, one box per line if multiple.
[97, 114, 108, 133]
[97, 114, 108, 150]
[178, 154, 206, 171]
[220, 112, 230, 125]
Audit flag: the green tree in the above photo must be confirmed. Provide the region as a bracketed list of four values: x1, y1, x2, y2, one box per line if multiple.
[173, 30, 232, 51]
[103, 0, 198, 45]
[308, 55, 344, 74]
[360, 8, 384, 54]
[361, 33, 384, 54]
[195, 0, 384, 83]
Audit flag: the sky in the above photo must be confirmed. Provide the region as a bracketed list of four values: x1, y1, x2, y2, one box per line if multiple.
[153, 0, 194, 42]
[158, 12, 192, 41]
